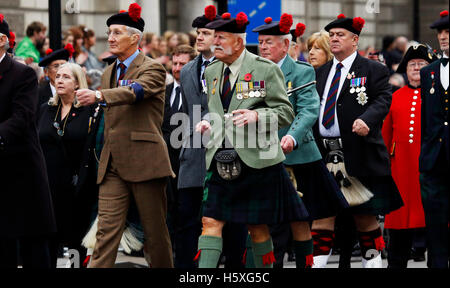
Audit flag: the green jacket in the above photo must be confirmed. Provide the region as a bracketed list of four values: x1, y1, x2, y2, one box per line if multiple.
[15, 37, 41, 63]
[278, 56, 322, 165]
[204, 49, 294, 170]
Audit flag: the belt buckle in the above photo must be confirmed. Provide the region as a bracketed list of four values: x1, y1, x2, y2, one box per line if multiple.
[324, 138, 341, 151]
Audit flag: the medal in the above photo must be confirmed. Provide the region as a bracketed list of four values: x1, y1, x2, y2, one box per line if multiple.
[236, 83, 243, 100]
[430, 87, 435, 94]
[248, 82, 254, 98]
[357, 92, 368, 105]
[260, 81, 266, 98]
[350, 87, 356, 94]
[254, 81, 261, 97]
[356, 87, 361, 93]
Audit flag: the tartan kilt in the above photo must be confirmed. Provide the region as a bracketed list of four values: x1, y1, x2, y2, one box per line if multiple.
[287, 160, 349, 220]
[202, 160, 310, 225]
[348, 174, 404, 215]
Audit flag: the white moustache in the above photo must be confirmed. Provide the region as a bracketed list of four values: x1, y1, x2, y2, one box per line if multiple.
[210, 45, 233, 56]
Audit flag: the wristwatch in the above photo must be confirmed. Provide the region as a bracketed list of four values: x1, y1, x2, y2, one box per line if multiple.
[95, 90, 102, 102]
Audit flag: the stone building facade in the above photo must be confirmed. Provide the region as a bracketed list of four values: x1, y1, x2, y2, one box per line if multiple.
[0, 0, 448, 55]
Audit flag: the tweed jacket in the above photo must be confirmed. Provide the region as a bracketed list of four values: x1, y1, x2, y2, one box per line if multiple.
[204, 49, 294, 170]
[98, 51, 174, 183]
[279, 56, 322, 165]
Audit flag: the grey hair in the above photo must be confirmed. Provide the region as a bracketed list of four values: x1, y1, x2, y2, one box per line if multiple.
[126, 26, 143, 46]
[236, 33, 247, 46]
[280, 33, 293, 44]
[0, 33, 9, 51]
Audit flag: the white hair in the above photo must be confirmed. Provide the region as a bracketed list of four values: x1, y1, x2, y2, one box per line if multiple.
[0, 33, 9, 51]
[236, 33, 247, 46]
[280, 33, 293, 44]
[126, 26, 143, 46]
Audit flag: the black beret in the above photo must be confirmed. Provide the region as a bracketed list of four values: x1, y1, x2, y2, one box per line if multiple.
[396, 44, 438, 74]
[206, 12, 250, 34]
[192, 5, 220, 28]
[325, 14, 365, 36]
[0, 14, 10, 37]
[253, 14, 293, 36]
[430, 10, 449, 30]
[38, 44, 74, 67]
[107, 3, 145, 32]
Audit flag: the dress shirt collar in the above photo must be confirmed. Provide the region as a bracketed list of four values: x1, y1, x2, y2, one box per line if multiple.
[117, 49, 140, 70]
[333, 51, 358, 70]
[277, 55, 288, 69]
[224, 49, 246, 76]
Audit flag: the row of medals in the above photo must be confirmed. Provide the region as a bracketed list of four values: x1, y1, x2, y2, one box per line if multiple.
[236, 82, 266, 100]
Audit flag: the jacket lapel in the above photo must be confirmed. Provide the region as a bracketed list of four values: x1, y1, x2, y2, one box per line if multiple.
[190, 56, 201, 94]
[0, 54, 13, 82]
[317, 61, 333, 100]
[281, 56, 294, 84]
[337, 53, 363, 102]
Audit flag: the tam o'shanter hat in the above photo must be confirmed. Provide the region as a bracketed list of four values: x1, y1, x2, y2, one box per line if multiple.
[252, 13, 293, 36]
[396, 44, 438, 74]
[192, 5, 221, 28]
[325, 14, 365, 36]
[291, 23, 306, 43]
[430, 10, 449, 30]
[205, 12, 250, 34]
[107, 3, 145, 32]
[39, 43, 74, 67]
[0, 14, 10, 37]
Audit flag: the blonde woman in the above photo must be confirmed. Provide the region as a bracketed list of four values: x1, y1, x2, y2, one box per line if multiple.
[38, 62, 95, 268]
[307, 31, 333, 68]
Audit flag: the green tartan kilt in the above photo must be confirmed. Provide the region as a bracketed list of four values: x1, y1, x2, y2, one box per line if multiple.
[202, 160, 310, 225]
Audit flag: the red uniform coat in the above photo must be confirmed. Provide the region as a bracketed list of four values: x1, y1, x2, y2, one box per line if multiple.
[382, 85, 425, 229]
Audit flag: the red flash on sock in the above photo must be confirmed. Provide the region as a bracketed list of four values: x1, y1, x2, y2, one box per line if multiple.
[262, 251, 276, 266]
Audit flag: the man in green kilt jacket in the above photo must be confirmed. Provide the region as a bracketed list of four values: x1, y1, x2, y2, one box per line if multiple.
[251, 14, 349, 268]
[195, 11, 310, 268]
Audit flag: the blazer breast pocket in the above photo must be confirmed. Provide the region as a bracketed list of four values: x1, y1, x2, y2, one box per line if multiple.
[130, 131, 160, 142]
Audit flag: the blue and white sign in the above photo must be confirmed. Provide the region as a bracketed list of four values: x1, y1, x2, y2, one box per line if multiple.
[228, 0, 282, 45]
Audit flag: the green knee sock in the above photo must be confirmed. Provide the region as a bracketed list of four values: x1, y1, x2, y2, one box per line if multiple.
[294, 239, 314, 268]
[244, 234, 256, 268]
[196, 235, 223, 268]
[251, 238, 275, 268]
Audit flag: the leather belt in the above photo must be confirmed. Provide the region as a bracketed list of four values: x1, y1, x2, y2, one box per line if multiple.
[321, 137, 343, 151]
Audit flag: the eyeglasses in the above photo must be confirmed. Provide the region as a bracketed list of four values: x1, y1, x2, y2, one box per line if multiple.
[407, 62, 428, 68]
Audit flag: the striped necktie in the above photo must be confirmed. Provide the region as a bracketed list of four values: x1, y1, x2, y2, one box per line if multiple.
[322, 62, 343, 129]
[221, 67, 232, 102]
[117, 63, 127, 84]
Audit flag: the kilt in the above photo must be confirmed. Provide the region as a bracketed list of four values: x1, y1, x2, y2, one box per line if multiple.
[348, 175, 404, 215]
[202, 160, 309, 225]
[287, 160, 349, 220]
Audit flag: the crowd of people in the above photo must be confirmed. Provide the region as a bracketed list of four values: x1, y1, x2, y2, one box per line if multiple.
[0, 3, 448, 269]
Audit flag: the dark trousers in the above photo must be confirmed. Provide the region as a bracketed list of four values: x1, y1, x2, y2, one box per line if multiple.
[173, 187, 203, 268]
[221, 222, 248, 268]
[387, 229, 414, 268]
[420, 165, 449, 268]
[335, 210, 358, 268]
[0, 236, 52, 268]
[270, 223, 292, 268]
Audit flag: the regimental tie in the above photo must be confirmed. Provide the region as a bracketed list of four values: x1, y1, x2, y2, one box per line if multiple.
[322, 62, 343, 129]
[117, 63, 127, 84]
[171, 86, 182, 112]
[221, 67, 232, 103]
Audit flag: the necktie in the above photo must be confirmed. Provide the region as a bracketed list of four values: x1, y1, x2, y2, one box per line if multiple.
[322, 62, 343, 129]
[171, 86, 181, 112]
[117, 63, 127, 84]
[221, 67, 232, 102]
[441, 58, 448, 67]
[201, 60, 210, 80]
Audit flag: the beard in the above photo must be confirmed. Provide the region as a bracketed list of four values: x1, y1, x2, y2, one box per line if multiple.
[210, 45, 232, 56]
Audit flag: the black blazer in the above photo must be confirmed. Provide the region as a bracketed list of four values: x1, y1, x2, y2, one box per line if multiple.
[38, 80, 53, 107]
[0, 54, 56, 237]
[419, 60, 450, 172]
[313, 53, 392, 177]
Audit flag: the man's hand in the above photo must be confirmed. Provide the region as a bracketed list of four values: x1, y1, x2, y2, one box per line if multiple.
[280, 135, 295, 154]
[195, 120, 211, 135]
[76, 89, 97, 106]
[352, 119, 370, 136]
[232, 109, 258, 127]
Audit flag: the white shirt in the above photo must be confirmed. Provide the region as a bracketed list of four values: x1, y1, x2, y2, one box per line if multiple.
[0, 52, 5, 64]
[50, 83, 56, 97]
[170, 80, 182, 110]
[319, 51, 358, 137]
[440, 53, 449, 90]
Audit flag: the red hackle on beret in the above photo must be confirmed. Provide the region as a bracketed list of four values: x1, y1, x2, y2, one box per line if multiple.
[294, 23, 306, 37]
[9, 31, 15, 49]
[441, 10, 449, 17]
[0, 14, 4, 23]
[46, 48, 53, 55]
[119, 10, 127, 13]
[222, 13, 231, 20]
[236, 12, 248, 28]
[265, 17, 272, 24]
[205, 5, 217, 21]
[337, 14, 346, 19]
[128, 3, 142, 22]
[352, 17, 365, 32]
[64, 43, 75, 58]
[279, 13, 293, 34]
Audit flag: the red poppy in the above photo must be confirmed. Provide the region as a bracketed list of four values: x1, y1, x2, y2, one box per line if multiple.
[244, 73, 252, 82]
